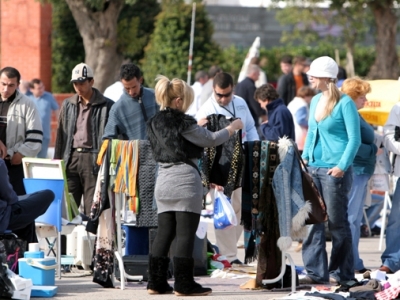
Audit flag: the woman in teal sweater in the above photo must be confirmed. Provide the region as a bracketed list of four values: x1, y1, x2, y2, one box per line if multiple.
[300, 57, 361, 284]
[341, 77, 377, 274]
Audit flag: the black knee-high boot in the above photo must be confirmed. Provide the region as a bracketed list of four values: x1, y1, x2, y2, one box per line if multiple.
[147, 255, 173, 294]
[173, 257, 212, 296]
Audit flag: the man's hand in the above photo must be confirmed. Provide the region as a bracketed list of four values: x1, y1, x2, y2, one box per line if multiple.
[11, 152, 24, 165]
[0, 141, 7, 158]
[197, 118, 208, 127]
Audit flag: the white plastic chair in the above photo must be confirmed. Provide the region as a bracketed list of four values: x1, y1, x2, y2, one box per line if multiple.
[23, 178, 65, 279]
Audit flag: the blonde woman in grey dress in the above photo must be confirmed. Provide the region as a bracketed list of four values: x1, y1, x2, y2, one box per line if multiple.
[147, 75, 243, 296]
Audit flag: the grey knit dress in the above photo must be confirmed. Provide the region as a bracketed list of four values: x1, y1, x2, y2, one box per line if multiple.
[155, 124, 229, 215]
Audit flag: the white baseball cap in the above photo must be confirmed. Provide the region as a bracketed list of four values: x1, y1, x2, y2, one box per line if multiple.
[70, 63, 94, 83]
[307, 56, 338, 79]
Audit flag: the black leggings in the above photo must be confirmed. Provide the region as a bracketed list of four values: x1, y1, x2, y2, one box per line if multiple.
[151, 211, 200, 258]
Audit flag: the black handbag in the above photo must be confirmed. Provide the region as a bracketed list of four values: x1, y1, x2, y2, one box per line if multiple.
[0, 256, 14, 299]
[292, 141, 328, 225]
[0, 232, 27, 273]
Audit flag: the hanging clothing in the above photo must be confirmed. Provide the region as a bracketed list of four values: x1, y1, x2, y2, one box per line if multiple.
[202, 114, 244, 198]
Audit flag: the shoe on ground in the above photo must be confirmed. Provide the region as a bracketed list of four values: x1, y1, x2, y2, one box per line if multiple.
[230, 259, 244, 265]
[299, 276, 318, 285]
[379, 265, 393, 274]
[329, 277, 339, 285]
[360, 225, 370, 238]
[174, 283, 212, 296]
[355, 268, 371, 274]
[295, 242, 303, 252]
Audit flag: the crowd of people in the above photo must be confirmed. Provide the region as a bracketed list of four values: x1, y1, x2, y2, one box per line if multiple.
[0, 52, 399, 296]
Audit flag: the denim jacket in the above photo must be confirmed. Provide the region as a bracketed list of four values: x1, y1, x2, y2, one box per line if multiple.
[272, 137, 310, 251]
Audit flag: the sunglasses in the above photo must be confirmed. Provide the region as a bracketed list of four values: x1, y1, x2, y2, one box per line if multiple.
[214, 90, 232, 99]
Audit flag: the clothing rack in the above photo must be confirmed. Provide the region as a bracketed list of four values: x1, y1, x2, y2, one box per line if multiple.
[113, 193, 143, 289]
[262, 252, 297, 293]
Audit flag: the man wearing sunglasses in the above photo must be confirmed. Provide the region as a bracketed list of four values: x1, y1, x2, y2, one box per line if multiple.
[196, 72, 259, 265]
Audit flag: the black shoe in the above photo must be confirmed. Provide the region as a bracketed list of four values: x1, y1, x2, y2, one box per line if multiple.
[230, 259, 244, 265]
[147, 255, 173, 294]
[360, 225, 370, 237]
[173, 257, 212, 296]
[355, 268, 371, 274]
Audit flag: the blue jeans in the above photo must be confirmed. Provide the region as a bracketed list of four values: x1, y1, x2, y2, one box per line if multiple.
[347, 173, 370, 271]
[302, 166, 354, 283]
[381, 177, 400, 272]
[37, 137, 50, 158]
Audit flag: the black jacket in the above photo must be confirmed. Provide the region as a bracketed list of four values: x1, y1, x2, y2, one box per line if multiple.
[235, 77, 266, 127]
[277, 72, 309, 106]
[147, 108, 203, 163]
[54, 88, 114, 174]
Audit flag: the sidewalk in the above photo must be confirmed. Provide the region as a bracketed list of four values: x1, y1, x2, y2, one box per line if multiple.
[35, 231, 385, 300]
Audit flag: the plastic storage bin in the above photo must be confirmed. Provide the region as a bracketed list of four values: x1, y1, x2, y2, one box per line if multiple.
[24, 251, 45, 259]
[18, 257, 56, 286]
[122, 225, 149, 255]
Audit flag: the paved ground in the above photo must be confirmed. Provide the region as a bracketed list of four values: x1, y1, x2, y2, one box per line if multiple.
[33, 227, 385, 300]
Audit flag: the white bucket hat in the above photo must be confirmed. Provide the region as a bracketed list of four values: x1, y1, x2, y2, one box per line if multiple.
[306, 56, 338, 79]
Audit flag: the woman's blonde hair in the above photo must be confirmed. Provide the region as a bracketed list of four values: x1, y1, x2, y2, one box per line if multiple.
[341, 77, 371, 101]
[154, 75, 194, 112]
[321, 78, 342, 120]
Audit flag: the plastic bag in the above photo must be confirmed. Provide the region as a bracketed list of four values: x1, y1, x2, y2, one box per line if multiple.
[213, 190, 237, 230]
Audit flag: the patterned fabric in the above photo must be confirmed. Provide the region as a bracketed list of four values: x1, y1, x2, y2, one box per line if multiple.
[202, 114, 244, 198]
[256, 142, 282, 289]
[375, 286, 400, 300]
[136, 140, 158, 227]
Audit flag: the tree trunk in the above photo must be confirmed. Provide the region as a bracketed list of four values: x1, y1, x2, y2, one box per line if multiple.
[367, 1, 400, 79]
[345, 43, 355, 78]
[65, 0, 125, 92]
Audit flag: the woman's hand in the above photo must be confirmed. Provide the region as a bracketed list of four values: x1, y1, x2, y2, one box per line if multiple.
[226, 119, 243, 136]
[376, 148, 384, 156]
[327, 166, 344, 178]
[210, 183, 224, 191]
[197, 118, 208, 127]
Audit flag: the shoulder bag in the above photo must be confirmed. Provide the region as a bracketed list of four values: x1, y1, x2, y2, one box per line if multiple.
[292, 141, 328, 224]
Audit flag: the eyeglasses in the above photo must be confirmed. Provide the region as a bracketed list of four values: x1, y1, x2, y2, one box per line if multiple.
[214, 90, 232, 99]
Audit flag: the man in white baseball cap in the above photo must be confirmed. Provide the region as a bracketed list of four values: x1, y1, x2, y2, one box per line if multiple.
[54, 62, 114, 217]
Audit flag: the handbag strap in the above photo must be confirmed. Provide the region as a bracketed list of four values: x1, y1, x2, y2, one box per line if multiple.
[290, 139, 309, 173]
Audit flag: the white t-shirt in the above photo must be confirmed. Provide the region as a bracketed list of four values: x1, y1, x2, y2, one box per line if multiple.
[195, 94, 259, 142]
[104, 81, 124, 102]
[186, 81, 203, 117]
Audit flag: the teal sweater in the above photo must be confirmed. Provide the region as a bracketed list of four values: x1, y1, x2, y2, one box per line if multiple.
[302, 93, 361, 171]
[353, 116, 377, 175]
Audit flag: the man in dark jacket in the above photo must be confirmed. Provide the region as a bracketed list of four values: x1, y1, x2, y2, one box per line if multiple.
[0, 158, 54, 243]
[235, 64, 266, 127]
[277, 56, 309, 106]
[54, 63, 114, 216]
[255, 84, 295, 142]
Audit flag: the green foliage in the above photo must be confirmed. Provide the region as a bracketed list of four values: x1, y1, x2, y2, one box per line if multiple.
[51, 0, 85, 93]
[272, 0, 373, 50]
[141, 0, 220, 87]
[117, 0, 161, 65]
[215, 43, 376, 83]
